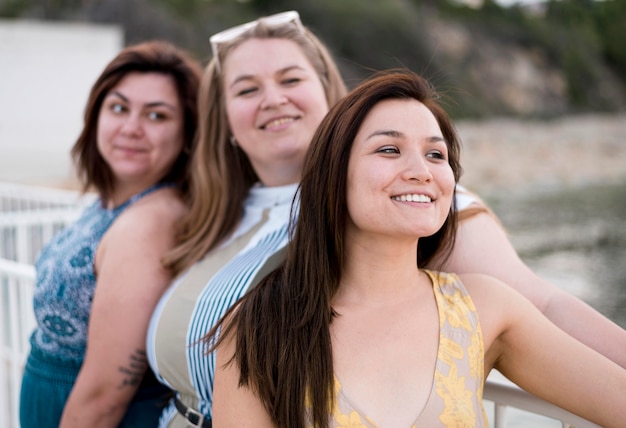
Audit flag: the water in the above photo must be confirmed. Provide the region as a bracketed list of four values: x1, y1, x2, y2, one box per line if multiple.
[486, 181, 626, 329]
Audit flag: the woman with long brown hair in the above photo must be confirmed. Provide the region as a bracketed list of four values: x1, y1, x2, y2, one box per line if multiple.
[210, 69, 626, 428]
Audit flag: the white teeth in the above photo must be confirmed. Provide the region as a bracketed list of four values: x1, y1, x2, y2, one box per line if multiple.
[263, 117, 295, 129]
[392, 194, 432, 202]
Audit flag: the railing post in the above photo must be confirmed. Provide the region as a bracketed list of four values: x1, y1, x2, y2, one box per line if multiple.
[16, 223, 29, 264]
[0, 285, 9, 428]
[8, 273, 22, 428]
[0, 260, 35, 428]
[493, 403, 508, 428]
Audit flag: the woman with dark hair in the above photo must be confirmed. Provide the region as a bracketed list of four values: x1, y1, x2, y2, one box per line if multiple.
[19, 40, 202, 427]
[209, 69, 626, 428]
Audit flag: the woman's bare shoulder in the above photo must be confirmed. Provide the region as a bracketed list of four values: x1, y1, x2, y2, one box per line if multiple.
[106, 187, 187, 243]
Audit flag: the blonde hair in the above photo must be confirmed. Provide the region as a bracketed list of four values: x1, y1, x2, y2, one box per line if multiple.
[164, 19, 348, 274]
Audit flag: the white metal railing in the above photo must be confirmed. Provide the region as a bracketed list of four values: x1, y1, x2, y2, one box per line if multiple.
[0, 182, 600, 428]
[0, 181, 92, 211]
[0, 181, 90, 428]
[0, 182, 94, 264]
[484, 371, 599, 427]
[0, 209, 84, 264]
[1, 258, 36, 428]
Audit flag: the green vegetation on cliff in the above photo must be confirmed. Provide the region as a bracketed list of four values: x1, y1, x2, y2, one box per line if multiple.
[2, 0, 624, 118]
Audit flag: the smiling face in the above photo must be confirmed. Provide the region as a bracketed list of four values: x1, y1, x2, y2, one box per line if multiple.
[346, 98, 456, 244]
[222, 38, 330, 186]
[96, 72, 185, 192]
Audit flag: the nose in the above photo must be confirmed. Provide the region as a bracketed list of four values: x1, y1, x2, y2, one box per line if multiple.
[402, 153, 433, 183]
[120, 113, 143, 137]
[260, 84, 288, 109]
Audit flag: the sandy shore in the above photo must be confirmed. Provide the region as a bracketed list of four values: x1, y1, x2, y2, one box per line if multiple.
[455, 112, 626, 198]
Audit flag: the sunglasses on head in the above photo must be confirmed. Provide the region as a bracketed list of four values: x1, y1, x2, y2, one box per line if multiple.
[209, 10, 304, 73]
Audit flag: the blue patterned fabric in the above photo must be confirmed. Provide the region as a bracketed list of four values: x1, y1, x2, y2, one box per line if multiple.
[20, 184, 172, 428]
[31, 199, 121, 360]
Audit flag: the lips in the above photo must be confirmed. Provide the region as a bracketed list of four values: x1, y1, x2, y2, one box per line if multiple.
[260, 116, 299, 130]
[115, 145, 148, 154]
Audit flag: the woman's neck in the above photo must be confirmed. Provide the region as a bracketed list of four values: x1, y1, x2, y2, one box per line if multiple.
[336, 235, 423, 307]
[255, 159, 302, 187]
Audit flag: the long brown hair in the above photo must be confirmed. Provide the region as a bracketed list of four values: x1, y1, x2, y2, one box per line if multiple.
[163, 17, 348, 275]
[71, 40, 201, 204]
[207, 69, 463, 427]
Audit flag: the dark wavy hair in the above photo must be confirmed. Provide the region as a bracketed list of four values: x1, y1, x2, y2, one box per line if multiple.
[207, 69, 463, 428]
[71, 40, 202, 203]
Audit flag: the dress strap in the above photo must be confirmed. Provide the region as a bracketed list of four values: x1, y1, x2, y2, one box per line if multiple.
[113, 182, 175, 213]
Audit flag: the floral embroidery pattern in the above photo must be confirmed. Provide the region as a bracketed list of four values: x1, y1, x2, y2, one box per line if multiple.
[436, 365, 476, 427]
[334, 411, 369, 428]
[440, 336, 465, 366]
[440, 289, 474, 331]
[468, 330, 484, 380]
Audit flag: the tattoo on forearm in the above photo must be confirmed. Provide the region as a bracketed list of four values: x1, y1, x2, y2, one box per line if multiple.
[117, 349, 147, 389]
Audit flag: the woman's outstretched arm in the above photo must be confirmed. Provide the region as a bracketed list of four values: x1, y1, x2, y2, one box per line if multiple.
[463, 272, 626, 427]
[440, 210, 626, 369]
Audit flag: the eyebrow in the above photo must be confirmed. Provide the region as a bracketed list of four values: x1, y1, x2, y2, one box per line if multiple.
[229, 64, 307, 88]
[426, 135, 446, 144]
[366, 130, 446, 144]
[109, 91, 178, 112]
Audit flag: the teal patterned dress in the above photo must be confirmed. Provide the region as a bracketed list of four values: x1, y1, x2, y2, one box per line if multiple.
[19, 185, 171, 428]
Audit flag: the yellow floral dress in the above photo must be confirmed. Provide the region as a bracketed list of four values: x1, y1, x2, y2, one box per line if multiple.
[320, 270, 488, 428]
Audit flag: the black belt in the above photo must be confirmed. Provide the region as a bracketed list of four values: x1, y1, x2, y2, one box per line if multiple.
[173, 396, 212, 428]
